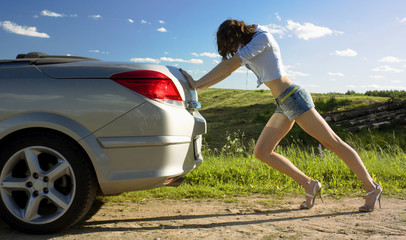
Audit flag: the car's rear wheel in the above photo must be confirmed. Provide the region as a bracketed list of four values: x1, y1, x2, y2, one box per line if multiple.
[0, 131, 97, 233]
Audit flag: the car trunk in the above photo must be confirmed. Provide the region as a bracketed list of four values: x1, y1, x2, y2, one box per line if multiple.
[37, 61, 199, 108]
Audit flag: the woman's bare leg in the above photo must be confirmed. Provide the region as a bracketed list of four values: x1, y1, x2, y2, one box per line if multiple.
[295, 108, 379, 208]
[254, 113, 319, 206]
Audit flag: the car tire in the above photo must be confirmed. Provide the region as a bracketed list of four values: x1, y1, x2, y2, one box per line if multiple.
[0, 131, 97, 234]
[80, 197, 105, 222]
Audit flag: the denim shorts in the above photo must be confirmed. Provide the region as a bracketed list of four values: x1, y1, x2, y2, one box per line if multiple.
[275, 84, 314, 121]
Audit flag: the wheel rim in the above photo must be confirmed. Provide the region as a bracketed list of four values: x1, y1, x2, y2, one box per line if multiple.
[0, 146, 76, 224]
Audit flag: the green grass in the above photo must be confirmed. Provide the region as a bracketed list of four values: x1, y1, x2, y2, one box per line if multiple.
[198, 88, 401, 150]
[103, 143, 406, 202]
[102, 89, 406, 202]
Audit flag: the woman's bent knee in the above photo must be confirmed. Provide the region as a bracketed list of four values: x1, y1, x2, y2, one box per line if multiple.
[254, 144, 273, 161]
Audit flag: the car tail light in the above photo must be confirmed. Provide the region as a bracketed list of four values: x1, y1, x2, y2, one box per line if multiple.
[110, 70, 183, 102]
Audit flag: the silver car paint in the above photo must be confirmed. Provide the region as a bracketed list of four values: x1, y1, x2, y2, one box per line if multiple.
[37, 62, 198, 103]
[0, 61, 206, 195]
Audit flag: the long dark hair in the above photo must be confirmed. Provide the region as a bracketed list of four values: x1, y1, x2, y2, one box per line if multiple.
[217, 19, 257, 60]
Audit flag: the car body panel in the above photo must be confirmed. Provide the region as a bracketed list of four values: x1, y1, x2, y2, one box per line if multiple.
[37, 62, 198, 104]
[0, 56, 206, 195]
[0, 66, 146, 135]
[83, 99, 205, 194]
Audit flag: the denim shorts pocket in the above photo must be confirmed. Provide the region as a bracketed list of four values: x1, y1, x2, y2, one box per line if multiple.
[278, 88, 314, 121]
[280, 90, 301, 110]
[298, 89, 314, 108]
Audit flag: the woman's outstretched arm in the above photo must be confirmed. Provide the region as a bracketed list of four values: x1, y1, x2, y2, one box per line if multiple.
[182, 54, 241, 91]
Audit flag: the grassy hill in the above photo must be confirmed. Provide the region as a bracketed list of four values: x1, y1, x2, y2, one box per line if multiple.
[99, 89, 406, 201]
[198, 88, 405, 151]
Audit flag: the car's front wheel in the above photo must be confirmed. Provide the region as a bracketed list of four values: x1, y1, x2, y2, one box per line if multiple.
[0, 131, 97, 233]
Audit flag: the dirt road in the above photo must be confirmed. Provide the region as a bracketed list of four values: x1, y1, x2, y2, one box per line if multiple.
[1, 196, 405, 240]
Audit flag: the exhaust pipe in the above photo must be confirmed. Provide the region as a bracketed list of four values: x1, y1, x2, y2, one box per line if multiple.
[164, 177, 186, 187]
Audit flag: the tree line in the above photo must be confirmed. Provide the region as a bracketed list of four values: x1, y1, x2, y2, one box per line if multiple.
[345, 90, 406, 99]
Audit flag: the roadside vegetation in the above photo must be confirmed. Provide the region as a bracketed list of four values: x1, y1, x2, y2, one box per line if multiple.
[103, 89, 406, 203]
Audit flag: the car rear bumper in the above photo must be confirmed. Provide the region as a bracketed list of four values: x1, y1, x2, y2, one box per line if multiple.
[85, 100, 206, 195]
[97, 135, 203, 194]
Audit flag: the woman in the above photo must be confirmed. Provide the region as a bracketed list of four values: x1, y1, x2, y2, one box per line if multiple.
[181, 19, 382, 211]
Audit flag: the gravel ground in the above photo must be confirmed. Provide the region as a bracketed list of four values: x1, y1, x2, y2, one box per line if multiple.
[1, 196, 405, 240]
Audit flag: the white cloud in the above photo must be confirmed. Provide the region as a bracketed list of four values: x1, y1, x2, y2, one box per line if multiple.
[264, 20, 342, 40]
[200, 52, 220, 58]
[89, 15, 102, 20]
[157, 27, 167, 32]
[359, 84, 406, 90]
[89, 50, 109, 54]
[192, 52, 220, 58]
[302, 84, 320, 89]
[265, 24, 287, 36]
[287, 70, 310, 78]
[40, 10, 77, 18]
[130, 58, 160, 64]
[334, 49, 358, 57]
[399, 18, 406, 23]
[187, 69, 208, 75]
[286, 20, 342, 40]
[41, 10, 63, 17]
[159, 20, 165, 24]
[0, 21, 50, 38]
[275, 12, 282, 21]
[372, 65, 403, 73]
[328, 72, 344, 77]
[129, 57, 204, 64]
[283, 65, 309, 79]
[128, 19, 134, 23]
[141, 20, 147, 24]
[370, 75, 385, 79]
[270, 26, 286, 35]
[284, 66, 309, 79]
[379, 56, 405, 63]
[160, 57, 203, 64]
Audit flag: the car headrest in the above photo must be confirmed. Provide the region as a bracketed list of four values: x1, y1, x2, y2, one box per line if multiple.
[16, 52, 49, 59]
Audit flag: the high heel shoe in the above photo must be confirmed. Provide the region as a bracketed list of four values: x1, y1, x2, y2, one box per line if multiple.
[359, 183, 383, 212]
[300, 180, 323, 209]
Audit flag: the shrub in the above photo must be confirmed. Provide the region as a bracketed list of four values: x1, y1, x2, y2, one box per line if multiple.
[314, 96, 352, 113]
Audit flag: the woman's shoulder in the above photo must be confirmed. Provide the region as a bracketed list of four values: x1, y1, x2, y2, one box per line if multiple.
[255, 25, 271, 34]
[251, 25, 273, 43]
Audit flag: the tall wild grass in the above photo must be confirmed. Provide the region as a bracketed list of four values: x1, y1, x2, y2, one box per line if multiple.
[103, 89, 405, 202]
[105, 131, 405, 202]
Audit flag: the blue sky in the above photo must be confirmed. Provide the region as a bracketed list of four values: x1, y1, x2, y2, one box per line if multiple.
[1, 0, 405, 93]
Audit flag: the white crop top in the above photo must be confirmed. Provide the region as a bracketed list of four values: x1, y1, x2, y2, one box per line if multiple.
[237, 25, 287, 87]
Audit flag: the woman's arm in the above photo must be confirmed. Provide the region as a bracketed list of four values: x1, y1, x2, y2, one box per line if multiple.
[182, 54, 242, 91]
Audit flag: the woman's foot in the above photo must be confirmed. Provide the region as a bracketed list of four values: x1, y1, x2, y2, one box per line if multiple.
[300, 180, 323, 209]
[359, 183, 383, 212]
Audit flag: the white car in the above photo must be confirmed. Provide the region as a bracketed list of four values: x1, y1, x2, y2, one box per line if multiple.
[0, 52, 206, 233]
